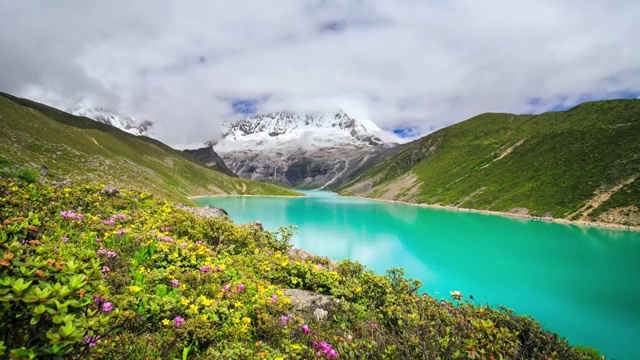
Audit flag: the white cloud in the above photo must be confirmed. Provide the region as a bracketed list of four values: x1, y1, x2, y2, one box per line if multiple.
[1, 0, 639, 146]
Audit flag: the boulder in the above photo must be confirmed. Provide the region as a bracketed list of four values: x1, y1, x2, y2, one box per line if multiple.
[175, 203, 229, 219]
[100, 185, 120, 195]
[53, 180, 73, 188]
[283, 289, 340, 319]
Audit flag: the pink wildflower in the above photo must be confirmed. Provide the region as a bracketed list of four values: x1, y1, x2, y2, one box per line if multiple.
[281, 314, 292, 326]
[317, 263, 323, 270]
[237, 283, 245, 292]
[271, 294, 278, 304]
[302, 324, 311, 334]
[174, 316, 185, 326]
[84, 335, 100, 347]
[60, 236, 68, 242]
[102, 302, 113, 313]
[171, 279, 180, 288]
[96, 248, 107, 255]
[106, 250, 117, 258]
[180, 242, 187, 248]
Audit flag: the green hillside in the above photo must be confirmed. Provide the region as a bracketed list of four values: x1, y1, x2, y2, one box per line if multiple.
[0, 93, 301, 202]
[338, 99, 640, 226]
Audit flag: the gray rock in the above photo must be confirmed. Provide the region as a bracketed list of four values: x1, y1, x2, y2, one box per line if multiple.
[175, 203, 229, 219]
[283, 289, 340, 315]
[245, 221, 263, 231]
[53, 180, 73, 188]
[287, 248, 338, 266]
[39, 165, 48, 176]
[100, 185, 120, 195]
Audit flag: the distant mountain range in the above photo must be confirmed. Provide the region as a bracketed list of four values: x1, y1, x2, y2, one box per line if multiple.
[213, 111, 404, 189]
[0, 92, 300, 202]
[3, 90, 638, 227]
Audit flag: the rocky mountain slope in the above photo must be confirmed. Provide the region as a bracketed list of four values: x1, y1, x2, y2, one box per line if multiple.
[183, 146, 237, 177]
[214, 111, 404, 189]
[337, 99, 640, 227]
[0, 92, 301, 202]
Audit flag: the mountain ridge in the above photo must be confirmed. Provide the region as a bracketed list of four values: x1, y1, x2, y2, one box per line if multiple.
[214, 111, 403, 189]
[0, 92, 301, 202]
[337, 99, 640, 227]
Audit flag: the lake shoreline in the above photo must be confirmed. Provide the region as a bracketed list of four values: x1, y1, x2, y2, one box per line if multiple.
[190, 193, 639, 232]
[189, 194, 307, 199]
[343, 195, 640, 233]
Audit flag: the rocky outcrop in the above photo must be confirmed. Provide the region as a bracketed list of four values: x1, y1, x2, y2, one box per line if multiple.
[183, 146, 237, 177]
[598, 206, 640, 226]
[283, 289, 340, 318]
[222, 144, 402, 189]
[100, 185, 120, 195]
[175, 203, 229, 219]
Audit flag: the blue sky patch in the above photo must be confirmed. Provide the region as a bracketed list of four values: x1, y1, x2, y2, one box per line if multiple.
[231, 99, 260, 115]
[393, 127, 422, 139]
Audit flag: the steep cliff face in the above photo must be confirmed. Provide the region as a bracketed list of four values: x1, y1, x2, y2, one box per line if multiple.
[183, 147, 237, 177]
[213, 111, 402, 189]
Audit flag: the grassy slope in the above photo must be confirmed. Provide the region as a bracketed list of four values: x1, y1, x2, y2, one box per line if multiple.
[0, 94, 301, 202]
[338, 100, 640, 223]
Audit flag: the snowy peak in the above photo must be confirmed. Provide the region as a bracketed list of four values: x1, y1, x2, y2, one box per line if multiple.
[217, 111, 398, 153]
[69, 104, 153, 136]
[226, 111, 379, 138]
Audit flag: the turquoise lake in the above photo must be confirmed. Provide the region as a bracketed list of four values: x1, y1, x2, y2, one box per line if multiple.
[194, 191, 640, 359]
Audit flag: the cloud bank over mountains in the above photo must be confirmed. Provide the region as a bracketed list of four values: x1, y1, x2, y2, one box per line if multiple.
[1, 0, 639, 145]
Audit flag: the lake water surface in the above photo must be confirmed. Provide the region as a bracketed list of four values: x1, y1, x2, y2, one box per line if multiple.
[195, 191, 640, 359]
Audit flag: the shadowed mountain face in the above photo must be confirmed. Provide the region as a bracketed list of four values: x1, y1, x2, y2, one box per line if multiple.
[214, 111, 403, 189]
[337, 99, 640, 227]
[183, 146, 237, 177]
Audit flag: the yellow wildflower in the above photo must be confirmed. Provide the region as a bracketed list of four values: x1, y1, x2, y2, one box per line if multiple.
[181, 298, 190, 306]
[161, 319, 170, 326]
[242, 317, 251, 325]
[128, 285, 142, 293]
[189, 304, 199, 314]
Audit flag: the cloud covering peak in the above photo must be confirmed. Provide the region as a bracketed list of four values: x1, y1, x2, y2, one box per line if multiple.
[1, 0, 639, 145]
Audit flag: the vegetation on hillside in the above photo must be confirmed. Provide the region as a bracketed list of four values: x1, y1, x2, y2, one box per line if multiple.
[338, 100, 640, 226]
[0, 177, 601, 359]
[0, 93, 301, 203]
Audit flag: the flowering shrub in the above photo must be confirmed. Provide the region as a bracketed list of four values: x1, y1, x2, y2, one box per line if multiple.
[0, 178, 603, 359]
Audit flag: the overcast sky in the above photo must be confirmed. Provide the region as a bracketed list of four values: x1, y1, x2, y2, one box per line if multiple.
[1, 0, 639, 145]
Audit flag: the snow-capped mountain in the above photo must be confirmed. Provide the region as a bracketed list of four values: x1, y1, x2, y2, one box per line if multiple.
[214, 112, 403, 189]
[69, 103, 153, 136]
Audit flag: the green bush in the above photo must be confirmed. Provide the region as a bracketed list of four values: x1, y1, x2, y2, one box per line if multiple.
[14, 167, 39, 184]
